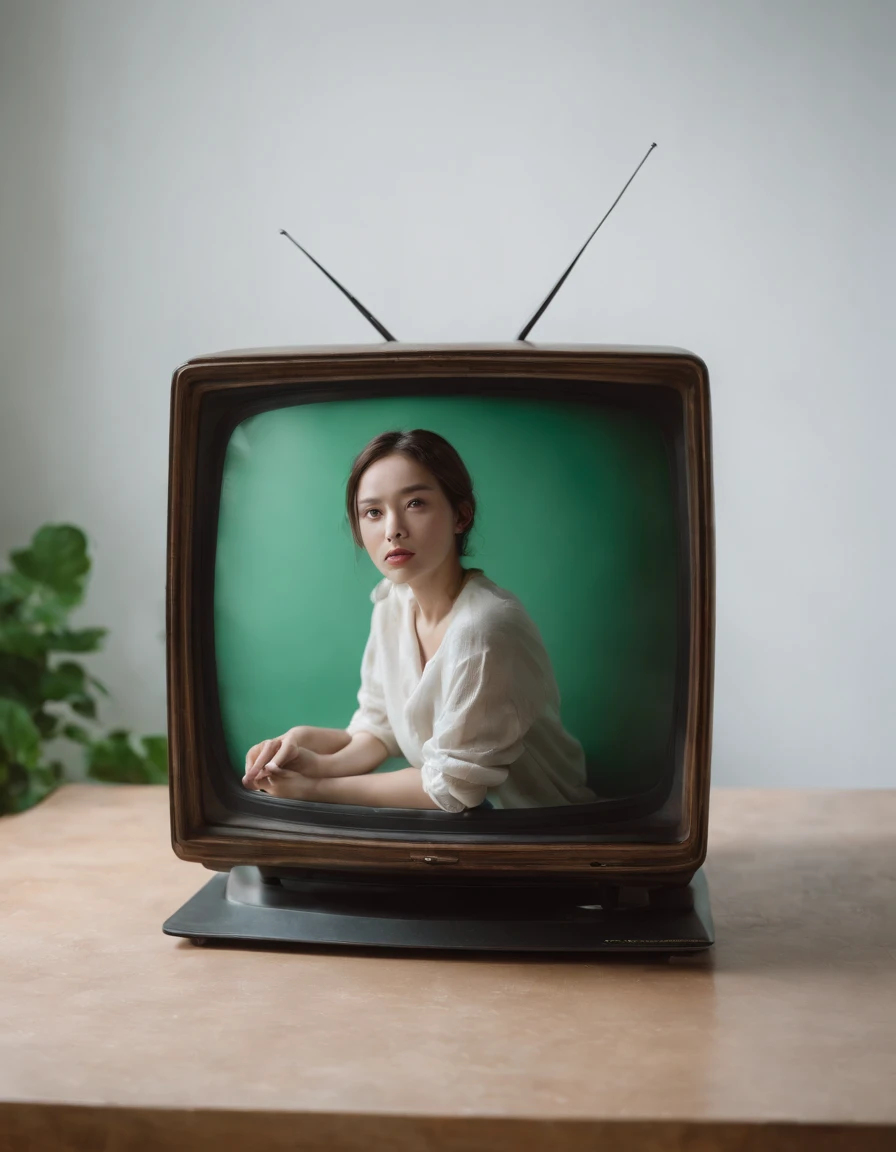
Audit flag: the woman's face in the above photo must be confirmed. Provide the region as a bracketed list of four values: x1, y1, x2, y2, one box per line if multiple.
[356, 453, 467, 585]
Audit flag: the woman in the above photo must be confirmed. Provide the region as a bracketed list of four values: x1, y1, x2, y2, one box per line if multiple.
[242, 429, 596, 812]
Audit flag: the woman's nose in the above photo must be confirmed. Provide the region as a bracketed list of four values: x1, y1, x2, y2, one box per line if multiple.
[385, 509, 405, 538]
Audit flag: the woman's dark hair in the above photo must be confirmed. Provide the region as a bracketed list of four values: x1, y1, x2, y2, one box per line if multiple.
[346, 430, 477, 558]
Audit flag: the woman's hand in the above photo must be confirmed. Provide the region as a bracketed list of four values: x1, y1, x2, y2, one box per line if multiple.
[243, 730, 319, 791]
[252, 765, 320, 802]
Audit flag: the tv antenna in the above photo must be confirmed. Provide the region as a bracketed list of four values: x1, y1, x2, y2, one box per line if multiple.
[279, 229, 397, 342]
[516, 142, 657, 342]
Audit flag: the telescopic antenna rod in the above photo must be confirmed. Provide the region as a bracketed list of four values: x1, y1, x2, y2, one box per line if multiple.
[279, 229, 397, 342]
[515, 142, 657, 342]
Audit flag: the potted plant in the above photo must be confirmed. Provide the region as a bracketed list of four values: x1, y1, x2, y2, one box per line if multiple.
[0, 524, 167, 815]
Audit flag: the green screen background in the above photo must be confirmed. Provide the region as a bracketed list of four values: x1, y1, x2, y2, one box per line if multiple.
[214, 394, 680, 798]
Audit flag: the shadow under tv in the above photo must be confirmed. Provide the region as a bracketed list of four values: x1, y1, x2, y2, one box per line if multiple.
[164, 342, 715, 956]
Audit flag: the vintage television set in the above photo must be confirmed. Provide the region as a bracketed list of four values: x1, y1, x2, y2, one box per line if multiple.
[163, 147, 716, 954]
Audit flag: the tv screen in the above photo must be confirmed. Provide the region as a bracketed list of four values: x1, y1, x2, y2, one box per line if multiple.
[167, 344, 713, 886]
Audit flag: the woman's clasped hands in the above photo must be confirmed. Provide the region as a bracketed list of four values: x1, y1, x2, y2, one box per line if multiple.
[242, 729, 321, 799]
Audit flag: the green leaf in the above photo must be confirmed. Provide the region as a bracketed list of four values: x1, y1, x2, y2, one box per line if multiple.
[89, 675, 109, 697]
[62, 722, 92, 745]
[27, 760, 65, 790]
[139, 734, 169, 782]
[10, 525, 90, 599]
[41, 660, 87, 701]
[70, 695, 97, 719]
[23, 594, 73, 630]
[0, 698, 41, 769]
[46, 628, 107, 653]
[86, 731, 154, 784]
[0, 654, 45, 710]
[33, 710, 60, 739]
[0, 756, 35, 813]
[0, 571, 34, 609]
[10, 769, 61, 814]
[0, 622, 49, 660]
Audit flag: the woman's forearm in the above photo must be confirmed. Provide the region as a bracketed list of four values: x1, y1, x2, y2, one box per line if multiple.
[308, 767, 443, 809]
[305, 731, 390, 778]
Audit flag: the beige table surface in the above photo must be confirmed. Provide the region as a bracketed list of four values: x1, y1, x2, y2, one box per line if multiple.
[1, 785, 894, 1152]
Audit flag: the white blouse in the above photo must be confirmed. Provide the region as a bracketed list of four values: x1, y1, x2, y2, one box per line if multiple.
[345, 569, 597, 813]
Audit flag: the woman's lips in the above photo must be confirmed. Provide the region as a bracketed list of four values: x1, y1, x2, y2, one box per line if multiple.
[386, 552, 414, 566]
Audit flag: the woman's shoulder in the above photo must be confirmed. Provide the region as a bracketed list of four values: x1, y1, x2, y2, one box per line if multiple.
[466, 570, 526, 613]
[458, 574, 538, 642]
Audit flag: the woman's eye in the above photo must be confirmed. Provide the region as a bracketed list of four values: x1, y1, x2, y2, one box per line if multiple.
[364, 500, 424, 519]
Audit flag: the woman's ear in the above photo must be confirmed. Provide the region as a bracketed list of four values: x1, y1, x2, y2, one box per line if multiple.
[455, 502, 472, 533]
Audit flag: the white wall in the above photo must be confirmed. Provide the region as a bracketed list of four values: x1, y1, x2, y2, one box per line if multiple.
[1, 0, 893, 785]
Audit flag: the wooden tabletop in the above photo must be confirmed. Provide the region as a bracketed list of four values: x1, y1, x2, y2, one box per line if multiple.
[1, 785, 894, 1152]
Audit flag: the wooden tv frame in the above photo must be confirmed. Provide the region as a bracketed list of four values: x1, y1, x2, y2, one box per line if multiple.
[167, 343, 714, 887]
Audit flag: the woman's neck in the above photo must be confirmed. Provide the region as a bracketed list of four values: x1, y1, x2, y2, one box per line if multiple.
[409, 563, 473, 629]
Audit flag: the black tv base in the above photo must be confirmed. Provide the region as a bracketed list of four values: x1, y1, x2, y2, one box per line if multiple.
[163, 867, 714, 955]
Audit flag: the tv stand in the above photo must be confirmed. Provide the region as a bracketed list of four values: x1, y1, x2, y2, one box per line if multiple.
[163, 867, 714, 954]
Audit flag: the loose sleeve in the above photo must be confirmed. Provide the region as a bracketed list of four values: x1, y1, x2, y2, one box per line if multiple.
[420, 611, 548, 813]
[345, 622, 402, 759]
